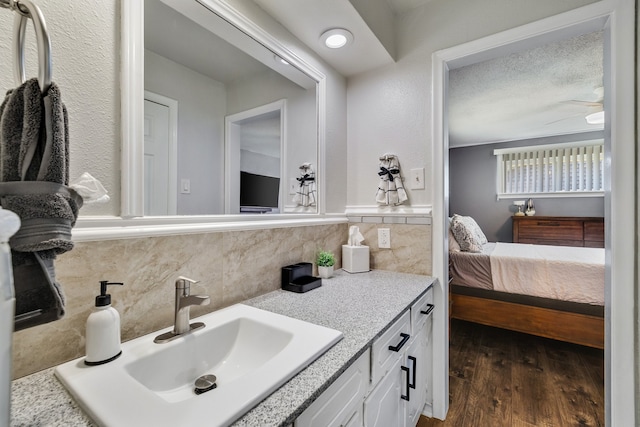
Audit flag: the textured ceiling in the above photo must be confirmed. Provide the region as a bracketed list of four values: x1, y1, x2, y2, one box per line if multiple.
[448, 30, 604, 147]
[147, 0, 604, 147]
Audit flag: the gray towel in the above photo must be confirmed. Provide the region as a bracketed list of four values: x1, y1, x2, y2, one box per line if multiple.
[0, 78, 82, 331]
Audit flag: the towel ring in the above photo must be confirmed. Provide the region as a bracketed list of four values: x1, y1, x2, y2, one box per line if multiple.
[12, 0, 52, 93]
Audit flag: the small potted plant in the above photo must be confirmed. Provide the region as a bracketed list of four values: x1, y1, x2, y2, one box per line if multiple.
[316, 250, 336, 279]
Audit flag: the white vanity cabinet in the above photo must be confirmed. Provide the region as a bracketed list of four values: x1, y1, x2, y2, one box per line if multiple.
[405, 321, 428, 426]
[365, 287, 434, 427]
[295, 349, 370, 427]
[296, 287, 434, 427]
[410, 288, 434, 408]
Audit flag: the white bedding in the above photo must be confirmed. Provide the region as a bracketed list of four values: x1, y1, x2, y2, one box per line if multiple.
[489, 242, 605, 305]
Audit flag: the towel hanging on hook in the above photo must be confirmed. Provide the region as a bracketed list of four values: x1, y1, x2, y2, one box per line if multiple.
[0, 0, 83, 330]
[375, 153, 408, 206]
[293, 162, 316, 208]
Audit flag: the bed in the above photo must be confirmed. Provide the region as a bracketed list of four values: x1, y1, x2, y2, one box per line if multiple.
[448, 215, 605, 349]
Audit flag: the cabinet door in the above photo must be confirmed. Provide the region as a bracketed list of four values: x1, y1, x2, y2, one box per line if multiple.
[406, 327, 427, 427]
[344, 407, 363, 427]
[295, 349, 370, 427]
[424, 316, 433, 406]
[364, 357, 405, 427]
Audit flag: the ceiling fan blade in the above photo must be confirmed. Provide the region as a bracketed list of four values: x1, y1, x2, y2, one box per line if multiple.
[562, 100, 603, 107]
[545, 113, 583, 125]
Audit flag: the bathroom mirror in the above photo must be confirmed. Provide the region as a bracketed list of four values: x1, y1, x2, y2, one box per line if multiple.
[126, 0, 321, 217]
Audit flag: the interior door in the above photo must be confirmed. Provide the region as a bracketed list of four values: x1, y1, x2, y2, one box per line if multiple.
[144, 99, 171, 215]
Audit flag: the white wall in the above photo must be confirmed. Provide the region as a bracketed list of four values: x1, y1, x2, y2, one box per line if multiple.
[240, 150, 280, 177]
[346, 0, 598, 210]
[0, 1, 120, 216]
[145, 50, 226, 215]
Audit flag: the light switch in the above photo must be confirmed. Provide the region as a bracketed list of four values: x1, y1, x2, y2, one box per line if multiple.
[410, 168, 425, 190]
[289, 178, 298, 195]
[181, 179, 191, 194]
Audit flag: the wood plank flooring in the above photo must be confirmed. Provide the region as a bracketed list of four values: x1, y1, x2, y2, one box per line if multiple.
[418, 319, 604, 427]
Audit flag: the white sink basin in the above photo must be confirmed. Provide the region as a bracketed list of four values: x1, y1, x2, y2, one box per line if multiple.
[55, 304, 343, 427]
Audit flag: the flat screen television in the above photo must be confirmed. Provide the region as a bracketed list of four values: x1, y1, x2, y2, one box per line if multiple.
[240, 171, 280, 212]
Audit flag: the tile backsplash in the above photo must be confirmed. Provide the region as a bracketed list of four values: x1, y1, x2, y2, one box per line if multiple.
[351, 222, 432, 275]
[12, 220, 431, 378]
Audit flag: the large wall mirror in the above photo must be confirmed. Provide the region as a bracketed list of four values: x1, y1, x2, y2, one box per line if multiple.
[122, 0, 322, 219]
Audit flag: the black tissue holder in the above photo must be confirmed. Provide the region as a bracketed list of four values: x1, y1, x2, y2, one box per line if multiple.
[281, 262, 321, 293]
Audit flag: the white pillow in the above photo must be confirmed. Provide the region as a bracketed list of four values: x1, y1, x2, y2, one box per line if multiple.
[448, 228, 461, 252]
[447, 217, 460, 251]
[450, 214, 487, 252]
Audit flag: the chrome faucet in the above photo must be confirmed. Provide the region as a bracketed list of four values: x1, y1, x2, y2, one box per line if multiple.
[154, 276, 210, 343]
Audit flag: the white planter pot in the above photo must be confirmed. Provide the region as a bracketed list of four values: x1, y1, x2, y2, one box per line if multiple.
[318, 266, 333, 279]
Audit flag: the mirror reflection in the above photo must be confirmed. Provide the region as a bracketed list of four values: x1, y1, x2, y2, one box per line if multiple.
[226, 100, 284, 214]
[144, 0, 318, 215]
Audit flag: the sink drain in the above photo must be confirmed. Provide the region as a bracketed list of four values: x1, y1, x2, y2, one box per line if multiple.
[194, 374, 217, 395]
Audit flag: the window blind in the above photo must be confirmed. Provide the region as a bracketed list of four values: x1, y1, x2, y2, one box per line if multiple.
[494, 140, 604, 198]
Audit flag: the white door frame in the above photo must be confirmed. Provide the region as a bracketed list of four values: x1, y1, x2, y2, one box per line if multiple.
[144, 91, 178, 215]
[224, 99, 286, 214]
[431, 1, 635, 424]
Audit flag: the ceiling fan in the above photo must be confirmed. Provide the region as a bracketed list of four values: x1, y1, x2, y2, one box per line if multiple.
[566, 86, 604, 124]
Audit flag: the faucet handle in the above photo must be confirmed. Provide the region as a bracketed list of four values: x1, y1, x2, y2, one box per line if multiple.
[175, 276, 199, 289]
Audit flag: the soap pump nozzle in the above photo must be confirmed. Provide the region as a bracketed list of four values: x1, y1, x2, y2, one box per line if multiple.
[96, 281, 123, 307]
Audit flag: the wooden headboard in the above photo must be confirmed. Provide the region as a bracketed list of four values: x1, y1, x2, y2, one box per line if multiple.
[512, 216, 604, 248]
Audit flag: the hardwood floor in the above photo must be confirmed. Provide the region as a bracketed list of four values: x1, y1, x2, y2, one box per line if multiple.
[418, 319, 604, 427]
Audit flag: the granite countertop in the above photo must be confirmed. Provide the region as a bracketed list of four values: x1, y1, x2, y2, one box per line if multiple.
[11, 270, 435, 427]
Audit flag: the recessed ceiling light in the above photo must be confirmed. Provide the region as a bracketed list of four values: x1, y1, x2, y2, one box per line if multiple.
[585, 110, 604, 125]
[320, 28, 353, 49]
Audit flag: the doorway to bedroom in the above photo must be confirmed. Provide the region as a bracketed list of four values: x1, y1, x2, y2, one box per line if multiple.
[445, 25, 606, 426]
[432, 2, 636, 425]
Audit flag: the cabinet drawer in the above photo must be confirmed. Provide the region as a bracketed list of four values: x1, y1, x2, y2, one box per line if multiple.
[371, 311, 411, 388]
[518, 220, 583, 241]
[517, 238, 583, 247]
[295, 349, 370, 427]
[584, 221, 604, 245]
[410, 287, 434, 336]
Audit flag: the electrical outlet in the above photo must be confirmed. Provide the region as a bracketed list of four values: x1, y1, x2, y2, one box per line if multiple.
[410, 168, 425, 189]
[378, 228, 391, 249]
[181, 179, 191, 194]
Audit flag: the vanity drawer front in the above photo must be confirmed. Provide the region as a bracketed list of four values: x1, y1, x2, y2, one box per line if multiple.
[411, 287, 434, 336]
[370, 310, 411, 388]
[295, 349, 370, 427]
[518, 219, 583, 241]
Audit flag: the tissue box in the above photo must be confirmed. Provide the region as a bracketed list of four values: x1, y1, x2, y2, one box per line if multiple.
[342, 245, 370, 273]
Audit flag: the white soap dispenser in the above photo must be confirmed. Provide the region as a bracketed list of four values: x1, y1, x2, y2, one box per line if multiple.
[85, 280, 123, 366]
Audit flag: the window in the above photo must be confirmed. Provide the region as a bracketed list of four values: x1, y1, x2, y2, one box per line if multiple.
[494, 140, 604, 199]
